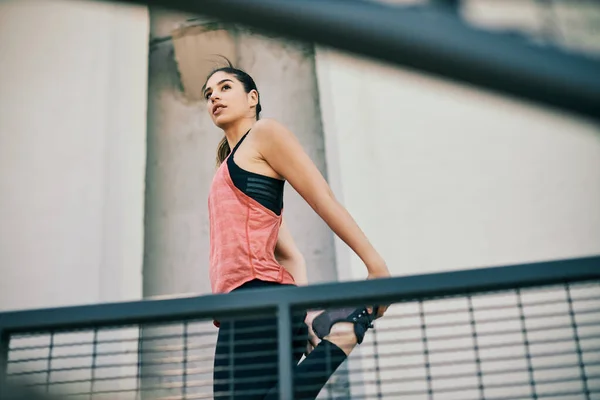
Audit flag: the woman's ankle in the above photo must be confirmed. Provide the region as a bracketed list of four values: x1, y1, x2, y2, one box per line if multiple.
[323, 322, 357, 356]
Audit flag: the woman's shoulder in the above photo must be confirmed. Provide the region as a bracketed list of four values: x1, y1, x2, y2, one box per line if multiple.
[253, 118, 285, 133]
[252, 118, 295, 143]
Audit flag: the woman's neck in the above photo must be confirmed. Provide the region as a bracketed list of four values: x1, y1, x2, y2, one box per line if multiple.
[223, 119, 255, 149]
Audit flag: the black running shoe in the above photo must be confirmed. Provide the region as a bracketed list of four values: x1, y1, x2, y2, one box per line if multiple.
[311, 306, 378, 345]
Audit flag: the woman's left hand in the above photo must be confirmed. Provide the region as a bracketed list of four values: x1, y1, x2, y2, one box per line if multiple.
[304, 310, 322, 355]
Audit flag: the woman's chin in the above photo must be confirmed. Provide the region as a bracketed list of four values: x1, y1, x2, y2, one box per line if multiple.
[213, 114, 233, 129]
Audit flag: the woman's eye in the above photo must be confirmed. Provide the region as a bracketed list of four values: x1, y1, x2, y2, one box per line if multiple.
[222, 84, 231, 90]
[205, 93, 211, 100]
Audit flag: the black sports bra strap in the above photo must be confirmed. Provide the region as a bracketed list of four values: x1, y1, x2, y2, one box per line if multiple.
[230, 129, 251, 155]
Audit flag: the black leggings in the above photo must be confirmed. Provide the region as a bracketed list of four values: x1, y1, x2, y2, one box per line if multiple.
[213, 280, 347, 400]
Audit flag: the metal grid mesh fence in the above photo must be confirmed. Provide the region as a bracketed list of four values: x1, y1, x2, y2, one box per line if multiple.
[347, 281, 600, 399]
[3, 279, 599, 399]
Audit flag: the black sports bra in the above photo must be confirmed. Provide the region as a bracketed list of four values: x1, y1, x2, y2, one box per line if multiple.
[227, 131, 284, 215]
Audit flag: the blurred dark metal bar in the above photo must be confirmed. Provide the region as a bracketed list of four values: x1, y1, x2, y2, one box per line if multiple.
[277, 303, 293, 400]
[112, 0, 600, 120]
[431, 0, 461, 13]
[0, 331, 9, 398]
[0, 255, 598, 334]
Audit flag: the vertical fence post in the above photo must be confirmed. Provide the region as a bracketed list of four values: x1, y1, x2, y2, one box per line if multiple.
[0, 329, 9, 397]
[277, 303, 293, 400]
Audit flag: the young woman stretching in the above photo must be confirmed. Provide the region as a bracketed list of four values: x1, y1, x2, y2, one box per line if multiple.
[204, 61, 390, 399]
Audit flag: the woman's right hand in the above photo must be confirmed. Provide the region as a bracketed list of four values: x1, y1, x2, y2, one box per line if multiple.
[367, 264, 391, 319]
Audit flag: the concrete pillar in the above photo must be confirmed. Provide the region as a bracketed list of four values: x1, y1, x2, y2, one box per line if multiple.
[143, 17, 337, 302]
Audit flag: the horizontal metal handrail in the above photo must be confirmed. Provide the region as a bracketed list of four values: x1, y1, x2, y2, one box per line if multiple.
[0, 255, 598, 334]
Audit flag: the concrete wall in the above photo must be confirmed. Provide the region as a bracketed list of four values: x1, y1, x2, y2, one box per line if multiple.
[315, 45, 600, 399]
[0, 0, 148, 312]
[316, 49, 600, 280]
[0, 0, 149, 396]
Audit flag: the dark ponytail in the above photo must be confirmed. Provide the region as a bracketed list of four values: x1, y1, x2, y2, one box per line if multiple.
[203, 57, 262, 166]
[216, 136, 231, 167]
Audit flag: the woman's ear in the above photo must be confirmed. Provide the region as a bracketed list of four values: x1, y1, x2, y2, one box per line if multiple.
[248, 89, 259, 107]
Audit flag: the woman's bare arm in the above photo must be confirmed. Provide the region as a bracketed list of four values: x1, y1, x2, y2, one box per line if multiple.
[274, 218, 308, 286]
[254, 118, 390, 283]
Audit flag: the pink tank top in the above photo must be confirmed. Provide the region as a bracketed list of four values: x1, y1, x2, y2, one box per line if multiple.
[208, 144, 296, 296]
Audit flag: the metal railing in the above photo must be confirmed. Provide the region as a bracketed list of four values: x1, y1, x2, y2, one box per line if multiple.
[1, 255, 599, 399]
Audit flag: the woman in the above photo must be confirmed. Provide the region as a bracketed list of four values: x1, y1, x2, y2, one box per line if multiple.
[204, 60, 390, 400]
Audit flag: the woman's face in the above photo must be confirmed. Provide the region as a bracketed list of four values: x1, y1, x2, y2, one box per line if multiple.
[204, 71, 257, 128]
